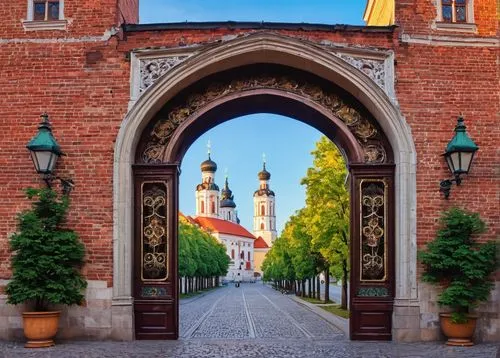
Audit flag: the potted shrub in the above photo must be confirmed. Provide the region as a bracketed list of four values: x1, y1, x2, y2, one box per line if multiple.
[419, 207, 497, 346]
[6, 188, 87, 348]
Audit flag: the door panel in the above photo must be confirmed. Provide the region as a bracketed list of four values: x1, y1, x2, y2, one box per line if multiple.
[133, 164, 179, 340]
[350, 164, 395, 340]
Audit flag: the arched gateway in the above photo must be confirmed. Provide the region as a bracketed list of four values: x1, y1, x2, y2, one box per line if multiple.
[112, 33, 417, 341]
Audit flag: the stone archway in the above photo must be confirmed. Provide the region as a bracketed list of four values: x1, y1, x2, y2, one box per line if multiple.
[112, 33, 418, 342]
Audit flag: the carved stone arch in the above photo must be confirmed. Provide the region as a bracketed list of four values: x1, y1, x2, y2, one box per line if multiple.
[112, 32, 418, 342]
[136, 70, 390, 165]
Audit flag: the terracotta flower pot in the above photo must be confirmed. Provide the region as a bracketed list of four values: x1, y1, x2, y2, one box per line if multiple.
[439, 313, 477, 346]
[22, 311, 61, 348]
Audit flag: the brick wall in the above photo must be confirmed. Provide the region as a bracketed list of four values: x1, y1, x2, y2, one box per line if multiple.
[396, 0, 498, 36]
[0, 0, 498, 341]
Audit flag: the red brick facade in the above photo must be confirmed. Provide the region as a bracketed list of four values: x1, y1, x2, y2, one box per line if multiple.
[0, 0, 498, 341]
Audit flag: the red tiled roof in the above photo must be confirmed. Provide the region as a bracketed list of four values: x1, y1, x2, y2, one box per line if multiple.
[254, 236, 269, 248]
[194, 216, 256, 239]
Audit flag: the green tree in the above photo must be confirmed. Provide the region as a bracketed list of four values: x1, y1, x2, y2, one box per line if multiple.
[6, 188, 87, 311]
[301, 136, 350, 308]
[178, 216, 230, 293]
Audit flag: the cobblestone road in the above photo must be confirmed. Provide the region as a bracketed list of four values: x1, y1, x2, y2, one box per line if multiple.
[0, 284, 498, 357]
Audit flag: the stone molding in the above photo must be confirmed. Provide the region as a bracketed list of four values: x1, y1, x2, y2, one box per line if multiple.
[400, 33, 499, 47]
[129, 36, 396, 107]
[117, 32, 418, 340]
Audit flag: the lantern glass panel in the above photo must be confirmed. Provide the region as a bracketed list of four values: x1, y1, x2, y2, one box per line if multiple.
[32, 150, 58, 174]
[460, 152, 473, 173]
[449, 152, 461, 174]
[445, 153, 455, 173]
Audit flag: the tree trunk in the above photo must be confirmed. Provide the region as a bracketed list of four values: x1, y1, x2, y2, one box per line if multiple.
[301, 280, 306, 297]
[341, 261, 348, 309]
[312, 276, 316, 299]
[316, 275, 321, 300]
[324, 268, 330, 303]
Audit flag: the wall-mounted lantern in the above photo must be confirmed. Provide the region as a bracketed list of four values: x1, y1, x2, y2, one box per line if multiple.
[439, 115, 478, 199]
[26, 113, 74, 195]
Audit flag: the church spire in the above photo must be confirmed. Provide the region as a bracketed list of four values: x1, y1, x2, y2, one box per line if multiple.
[220, 172, 238, 223]
[195, 142, 219, 218]
[253, 157, 277, 247]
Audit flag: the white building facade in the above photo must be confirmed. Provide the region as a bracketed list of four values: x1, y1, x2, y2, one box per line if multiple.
[253, 162, 277, 247]
[193, 154, 255, 282]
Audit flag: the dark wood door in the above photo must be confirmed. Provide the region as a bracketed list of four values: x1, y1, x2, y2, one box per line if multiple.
[133, 164, 179, 339]
[349, 164, 395, 340]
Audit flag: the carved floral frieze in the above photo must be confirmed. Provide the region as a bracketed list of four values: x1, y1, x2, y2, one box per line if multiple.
[140, 56, 190, 93]
[140, 75, 388, 164]
[334, 53, 386, 90]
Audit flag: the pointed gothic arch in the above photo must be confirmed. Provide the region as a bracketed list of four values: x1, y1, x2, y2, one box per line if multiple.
[112, 32, 417, 341]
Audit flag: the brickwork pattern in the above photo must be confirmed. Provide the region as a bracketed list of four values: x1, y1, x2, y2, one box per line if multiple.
[0, 0, 498, 342]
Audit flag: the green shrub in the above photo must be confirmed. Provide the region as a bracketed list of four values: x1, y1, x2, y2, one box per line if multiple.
[6, 188, 87, 311]
[418, 208, 497, 323]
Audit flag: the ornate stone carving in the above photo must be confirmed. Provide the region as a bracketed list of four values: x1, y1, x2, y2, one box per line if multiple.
[363, 144, 387, 164]
[140, 56, 189, 93]
[141, 75, 389, 164]
[335, 53, 385, 90]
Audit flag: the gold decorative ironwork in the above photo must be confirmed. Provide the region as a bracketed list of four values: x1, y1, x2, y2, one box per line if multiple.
[141, 182, 168, 281]
[360, 179, 387, 281]
[141, 75, 389, 164]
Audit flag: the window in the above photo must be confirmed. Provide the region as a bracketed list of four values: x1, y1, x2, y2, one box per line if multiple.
[231, 249, 235, 259]
[260, 223, 265, 230]
[201, 200, 205, 214]
[211, 201, 215, 214]
[247, 251, 250, 261]
[25, 0, 66, 30]
[435, 0, 475, 32]
[228, 212, 231, 220]
[441, 0, 466, 23]
[261, 205, 265, 216]
[34, 0, 59, 21]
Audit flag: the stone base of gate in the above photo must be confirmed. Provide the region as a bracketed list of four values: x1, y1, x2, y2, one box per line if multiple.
[111, 298, 134, 340]
[392, 299, 421, 342]
[418, 282, 500, 343]
[0, 280, 114, 341]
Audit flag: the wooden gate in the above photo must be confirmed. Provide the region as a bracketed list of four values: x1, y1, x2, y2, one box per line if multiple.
[350, 164, 395, 340]
[133, 164, 179, 339]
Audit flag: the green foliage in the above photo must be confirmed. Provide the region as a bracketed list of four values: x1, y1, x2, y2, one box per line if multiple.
[6, 188, 87, 311]
[300, 137, 350, 282]
[178, 218, 230, 278]
[418, 207, 497, 323]
[262, 136, 350, 307]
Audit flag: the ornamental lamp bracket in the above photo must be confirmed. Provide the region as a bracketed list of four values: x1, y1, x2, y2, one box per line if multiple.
[439, 115, 478, 199]
[26, 113, 74, 195]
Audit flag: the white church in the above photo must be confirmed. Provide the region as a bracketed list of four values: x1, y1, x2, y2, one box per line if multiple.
[186, 152, 277, 282]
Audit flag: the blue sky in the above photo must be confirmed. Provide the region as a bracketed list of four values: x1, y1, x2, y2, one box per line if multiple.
[179, 115, 322, 234]
[138, 1, 366, 234]
[139, 1, 366, 25]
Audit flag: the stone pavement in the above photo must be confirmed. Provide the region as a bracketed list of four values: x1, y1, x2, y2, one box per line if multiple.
[0, 284, 498, 357]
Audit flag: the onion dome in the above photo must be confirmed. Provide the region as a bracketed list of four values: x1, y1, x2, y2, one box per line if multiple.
[201, 154, 217, 172]
[220, 177, 236, 208]
[258, 162, 271, 181]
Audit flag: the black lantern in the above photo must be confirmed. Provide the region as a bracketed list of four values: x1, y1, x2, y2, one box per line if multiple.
[440, 116, 478, 199]
[26, 113, 74, 194]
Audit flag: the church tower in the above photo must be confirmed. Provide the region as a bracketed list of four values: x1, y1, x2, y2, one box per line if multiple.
[220, 176, 239, 223]
[195, 150, 220, 218]
[253, 159, 277, 247]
